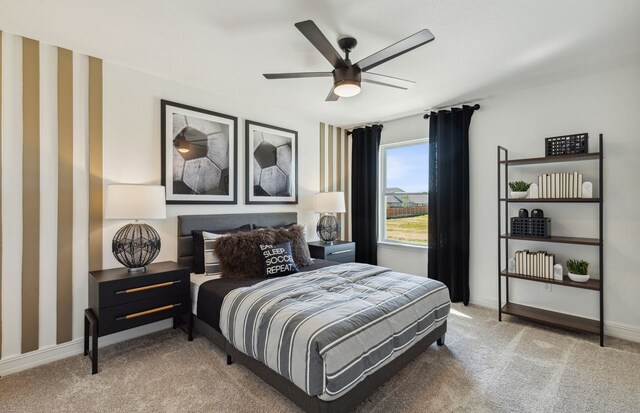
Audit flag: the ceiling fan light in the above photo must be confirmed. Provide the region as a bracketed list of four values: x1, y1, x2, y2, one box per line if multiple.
[334, 80, 361, 97]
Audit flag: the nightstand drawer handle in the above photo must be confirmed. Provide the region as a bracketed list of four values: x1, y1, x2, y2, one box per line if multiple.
[115, 280, 181, 295]
[329, 249, 354, 255]
[116, 303, 181, 321]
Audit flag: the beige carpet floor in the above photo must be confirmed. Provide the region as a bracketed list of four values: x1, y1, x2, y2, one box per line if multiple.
[1, 304, 639, 413]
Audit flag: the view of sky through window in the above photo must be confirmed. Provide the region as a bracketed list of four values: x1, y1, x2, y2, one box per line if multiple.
[385, 143, 428, 193]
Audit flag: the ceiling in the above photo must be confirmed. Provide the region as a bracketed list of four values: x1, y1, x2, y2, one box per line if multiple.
[1, 0, 639, 126]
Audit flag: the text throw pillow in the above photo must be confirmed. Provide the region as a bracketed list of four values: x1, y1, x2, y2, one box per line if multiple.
[260, 242, 299, 277]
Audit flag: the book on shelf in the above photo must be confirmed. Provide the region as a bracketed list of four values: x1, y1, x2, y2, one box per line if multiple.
[578, 173, 583, 198]
[535, 171, 584, 199]
[538, 175, 542, 198]
[512, 250, 555, 278]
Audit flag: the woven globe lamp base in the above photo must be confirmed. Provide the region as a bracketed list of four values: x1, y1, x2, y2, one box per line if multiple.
[316, 214, 341, 244]
[112, 223, 161, 272]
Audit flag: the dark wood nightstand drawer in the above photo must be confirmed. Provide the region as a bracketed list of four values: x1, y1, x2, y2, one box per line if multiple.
[97, 292, 190, 336]
[97, 271, 189, 308]
[326, 250, 355, 263]
[89, 261, 190, 310]
[308, 241, 356, 263]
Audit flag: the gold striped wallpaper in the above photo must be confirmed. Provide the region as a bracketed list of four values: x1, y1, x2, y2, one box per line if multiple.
[88, 57, 103, 273]
[22, 37, 40, 353]
[56, 47, 73, 344]
[0, 30, 3, 357]
[0, 33, 103, 359]
[319, 123, 351, 241]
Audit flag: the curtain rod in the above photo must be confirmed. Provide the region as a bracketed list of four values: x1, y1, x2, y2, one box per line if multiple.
[423, 103, 480, 119]
[346, 124, 384, 136]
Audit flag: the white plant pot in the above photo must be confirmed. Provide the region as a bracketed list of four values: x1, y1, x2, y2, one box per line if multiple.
[568, 272, 590, 283]
[510, 191, 528, 199]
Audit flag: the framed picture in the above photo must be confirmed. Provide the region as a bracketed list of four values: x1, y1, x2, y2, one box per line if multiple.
[161, 100, 237, 204]
[245, 120, 298, 204]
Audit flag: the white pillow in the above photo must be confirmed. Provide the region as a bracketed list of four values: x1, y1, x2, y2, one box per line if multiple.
[202, 231, 225, 275]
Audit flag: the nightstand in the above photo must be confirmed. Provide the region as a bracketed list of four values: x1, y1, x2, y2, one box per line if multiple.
[307, 240, 356, 263]
[85, 261, 191, 374]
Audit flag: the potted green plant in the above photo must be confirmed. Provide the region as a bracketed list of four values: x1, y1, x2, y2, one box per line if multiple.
[509, 181, 531, 199]
[566, 259, 590, 282]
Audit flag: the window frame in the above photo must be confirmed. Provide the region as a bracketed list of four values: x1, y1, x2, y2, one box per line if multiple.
[378, 138, 429, 249]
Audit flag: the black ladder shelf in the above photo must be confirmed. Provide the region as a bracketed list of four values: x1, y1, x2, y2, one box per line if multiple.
[497, 134, 604, 346]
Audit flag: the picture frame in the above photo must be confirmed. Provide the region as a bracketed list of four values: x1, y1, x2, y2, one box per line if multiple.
[161, 100, 237, 204]
[245, 120, 298, 204]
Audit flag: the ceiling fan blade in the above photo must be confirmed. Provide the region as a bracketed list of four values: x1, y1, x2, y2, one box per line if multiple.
[325, 87, 340, 101]
[263, 72, 333, 79]
[356, 29, 435, 72]
[362, 72, 415, 90]
[295, 20, 347, 69]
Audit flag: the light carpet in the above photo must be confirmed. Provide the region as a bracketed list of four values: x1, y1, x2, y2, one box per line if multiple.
[1, 304, 639, 413]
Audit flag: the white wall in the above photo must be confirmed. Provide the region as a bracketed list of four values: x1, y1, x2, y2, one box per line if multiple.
[378, 114, 428, 276]
[377, 62, 640, 341]
[469, 61, 640, 340]
[102, 63, 321, 270]
[0, 56, 321, 375]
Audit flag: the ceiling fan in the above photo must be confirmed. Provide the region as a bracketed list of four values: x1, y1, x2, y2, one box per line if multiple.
[263, 20, 435, 101]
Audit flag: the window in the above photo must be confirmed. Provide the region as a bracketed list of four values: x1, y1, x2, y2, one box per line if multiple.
[379, 139, 428, 246]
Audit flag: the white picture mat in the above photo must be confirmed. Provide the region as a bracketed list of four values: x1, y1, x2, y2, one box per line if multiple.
[164, 104, 236, 202]
[247, 123, 297, 203]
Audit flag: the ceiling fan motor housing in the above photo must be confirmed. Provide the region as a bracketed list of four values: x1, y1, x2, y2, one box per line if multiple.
[333, 64, 362, 86]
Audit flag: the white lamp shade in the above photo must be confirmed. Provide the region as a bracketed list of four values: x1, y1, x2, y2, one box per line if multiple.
[314, 192, 346, 213]
[105, 185, 167, 220]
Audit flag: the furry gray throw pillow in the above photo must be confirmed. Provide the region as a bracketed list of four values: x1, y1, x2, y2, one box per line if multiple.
[213, 224, 313, 279]
[277, 225, 314, 268]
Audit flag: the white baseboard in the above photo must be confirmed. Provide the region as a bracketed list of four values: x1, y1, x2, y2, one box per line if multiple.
[469, 294, 640, 343]
[469, 295, 496, 310]
[604, 321, 640, 343]
[0, 320, 171, 377]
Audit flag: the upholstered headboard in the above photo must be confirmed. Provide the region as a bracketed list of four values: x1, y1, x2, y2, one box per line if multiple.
[177, 212, 298, 270]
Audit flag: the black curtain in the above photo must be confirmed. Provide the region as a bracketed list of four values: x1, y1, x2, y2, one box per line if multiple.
[428, 106, 475, 305]
[351, 125, 382, 265]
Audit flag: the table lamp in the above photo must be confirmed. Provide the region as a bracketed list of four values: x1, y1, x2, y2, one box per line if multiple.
[105, 184, 166, 272]
[314, 192, 346, 244]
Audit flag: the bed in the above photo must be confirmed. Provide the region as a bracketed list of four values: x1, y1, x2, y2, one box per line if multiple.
[178, 213, 449, 413]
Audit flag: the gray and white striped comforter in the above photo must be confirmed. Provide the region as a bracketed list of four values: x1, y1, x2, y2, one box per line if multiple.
[220, 262, 450, 400]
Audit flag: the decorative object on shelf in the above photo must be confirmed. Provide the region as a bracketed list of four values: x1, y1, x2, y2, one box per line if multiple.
[510, 216, 551, 238]
[582, 181, 593, 198]
[245, 120, 298, 204]
[508, 258, 516, 273]
[518, 208, 529, 218]
[528, 183, 539, 199]
[509, 180, 530, 199]
[553, 264, 564, 281]
[531, 208, 544, 218]
[566, 259, 590, 283]
[545, 133, 588, 157]
[313, 192, 346, 244]
[105, 185, 167, 272]
[161, 100, 238, 204]
[538, 171, 583, 199]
